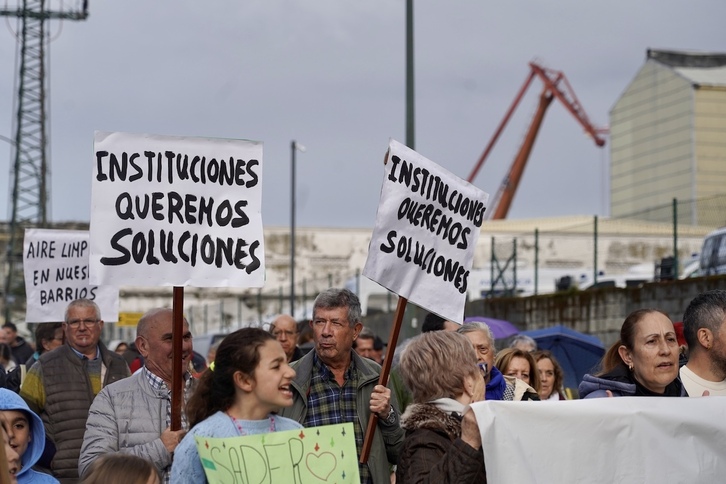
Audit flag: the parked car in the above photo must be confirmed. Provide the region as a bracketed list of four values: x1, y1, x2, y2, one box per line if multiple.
[699, 227, 726, 276]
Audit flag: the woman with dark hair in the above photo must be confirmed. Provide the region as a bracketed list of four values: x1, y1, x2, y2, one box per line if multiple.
[579, 309, 686, 398]
[170, 328, 302, 483]
[533, 350, 567, 400]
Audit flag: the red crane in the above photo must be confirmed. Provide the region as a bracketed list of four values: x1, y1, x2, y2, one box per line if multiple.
[467, 61, 607, 220]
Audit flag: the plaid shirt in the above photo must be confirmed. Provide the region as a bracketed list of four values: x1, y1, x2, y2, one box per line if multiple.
[143, 367, 193, 484]
[304, 352, 372, 484]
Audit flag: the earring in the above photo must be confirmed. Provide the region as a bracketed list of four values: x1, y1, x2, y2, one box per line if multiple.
[628, 364, 633, 371]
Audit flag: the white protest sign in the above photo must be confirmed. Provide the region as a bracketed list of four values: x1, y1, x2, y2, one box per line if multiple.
[471, 397, 726, 483]
[90, 131, 264, 288]
[23, 229, 119, 322]
[363, 139, 488, 323]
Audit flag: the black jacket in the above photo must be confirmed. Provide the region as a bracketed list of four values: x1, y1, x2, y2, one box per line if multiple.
[11, 336, 34, 365]
[396, 403, 486, 484]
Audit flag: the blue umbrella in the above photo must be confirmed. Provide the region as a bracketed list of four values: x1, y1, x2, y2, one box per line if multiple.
[464, 316, 520, 339]
[522, 325, 605, 390]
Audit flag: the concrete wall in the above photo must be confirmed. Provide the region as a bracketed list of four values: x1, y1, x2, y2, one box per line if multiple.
[466, 275, 726, 348]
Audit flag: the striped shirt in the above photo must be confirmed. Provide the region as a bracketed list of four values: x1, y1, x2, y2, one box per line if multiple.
[142, 367, 193, 484]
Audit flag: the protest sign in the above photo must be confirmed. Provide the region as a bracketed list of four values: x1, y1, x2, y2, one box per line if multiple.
[471, 397, 726, 483]
[89, 131, 264, 288]
[23, 229, 119, 322]
[195, 423, 360, 484]
[363, 139, 489, 323]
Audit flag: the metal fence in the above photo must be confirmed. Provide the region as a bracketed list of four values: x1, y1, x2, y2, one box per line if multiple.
[33, 196, 726, 345]
[484, 196, 722, 299]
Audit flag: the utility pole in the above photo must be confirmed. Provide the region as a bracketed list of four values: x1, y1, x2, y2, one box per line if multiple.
[1, 0, 89, 323]
[405, 0, 414, 150]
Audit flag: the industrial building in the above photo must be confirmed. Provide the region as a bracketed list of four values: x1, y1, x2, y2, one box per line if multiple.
[610, 49, 726, 225]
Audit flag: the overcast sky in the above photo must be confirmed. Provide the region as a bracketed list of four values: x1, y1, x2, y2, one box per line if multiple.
[1, 0, 724, 229]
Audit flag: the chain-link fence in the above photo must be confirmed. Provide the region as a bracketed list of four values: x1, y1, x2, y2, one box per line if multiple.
[481, 197, 720, 300]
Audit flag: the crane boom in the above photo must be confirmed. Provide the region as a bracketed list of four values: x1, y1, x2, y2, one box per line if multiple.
[491, 89, 554, 220]
[468, 61, 606, 220]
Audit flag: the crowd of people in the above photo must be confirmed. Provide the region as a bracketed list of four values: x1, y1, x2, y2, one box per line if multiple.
[0, 287, 722, 483]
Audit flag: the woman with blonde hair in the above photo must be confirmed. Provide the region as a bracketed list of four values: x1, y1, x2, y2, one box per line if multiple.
[396, 331, 486, 483]
[494, 347, 541, 394]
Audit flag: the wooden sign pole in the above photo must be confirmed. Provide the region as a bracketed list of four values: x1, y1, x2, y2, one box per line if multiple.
[171, 286, 184, 430]
[359, 296, 407, 464]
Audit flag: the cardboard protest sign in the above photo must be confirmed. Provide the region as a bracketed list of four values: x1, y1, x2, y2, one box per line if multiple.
[363, 139, 489, 323]
[23, 229, 119, 322]
[90, 131, 264, 288]
[472, 397, 726, 483]
[195, 423, 360, 484]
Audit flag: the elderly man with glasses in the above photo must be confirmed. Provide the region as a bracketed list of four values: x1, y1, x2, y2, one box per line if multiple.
[20, 298, 130, 483]
[270, 314, 303, 362]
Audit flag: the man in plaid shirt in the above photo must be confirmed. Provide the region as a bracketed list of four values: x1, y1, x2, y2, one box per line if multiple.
[280, 288, 404, 483]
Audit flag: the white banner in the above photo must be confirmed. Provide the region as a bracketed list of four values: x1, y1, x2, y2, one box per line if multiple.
[23, 229, 119, 322]
[90, 131, 264, 288]
[471, 397, 726, 483]
[363, 139, 488, 323]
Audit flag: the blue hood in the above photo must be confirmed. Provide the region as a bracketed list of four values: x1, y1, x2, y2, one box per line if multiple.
[0, 389, 46, 477]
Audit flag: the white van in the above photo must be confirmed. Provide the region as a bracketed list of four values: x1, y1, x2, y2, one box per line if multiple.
[699, 227, 726, 276]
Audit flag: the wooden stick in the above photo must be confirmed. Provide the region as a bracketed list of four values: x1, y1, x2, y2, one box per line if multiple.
[359, 296, 407, 464]
[171, 286, 184, 430]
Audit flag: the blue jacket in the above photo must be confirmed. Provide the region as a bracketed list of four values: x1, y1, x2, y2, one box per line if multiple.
[579, 370, 688, 398]
[579, 374, 637, 398]
[0, 389, 58, 483]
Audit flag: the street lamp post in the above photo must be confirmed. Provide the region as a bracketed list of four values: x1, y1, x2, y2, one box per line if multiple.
[406, 0, 415, 149]
[290, 141, 305, 318]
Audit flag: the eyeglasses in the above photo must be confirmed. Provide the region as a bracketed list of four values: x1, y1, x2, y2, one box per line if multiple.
[272, 330, 297, 338]
[66, 318, 100, 328]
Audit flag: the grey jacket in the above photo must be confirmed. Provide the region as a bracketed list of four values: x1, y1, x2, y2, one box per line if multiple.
[279, 350, 405, 484]
[78, 370, 193, 479]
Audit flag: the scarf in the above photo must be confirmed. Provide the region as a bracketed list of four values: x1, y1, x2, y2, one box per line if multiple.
[486, 366, 507, 400]
[429, 397, 467, 417]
